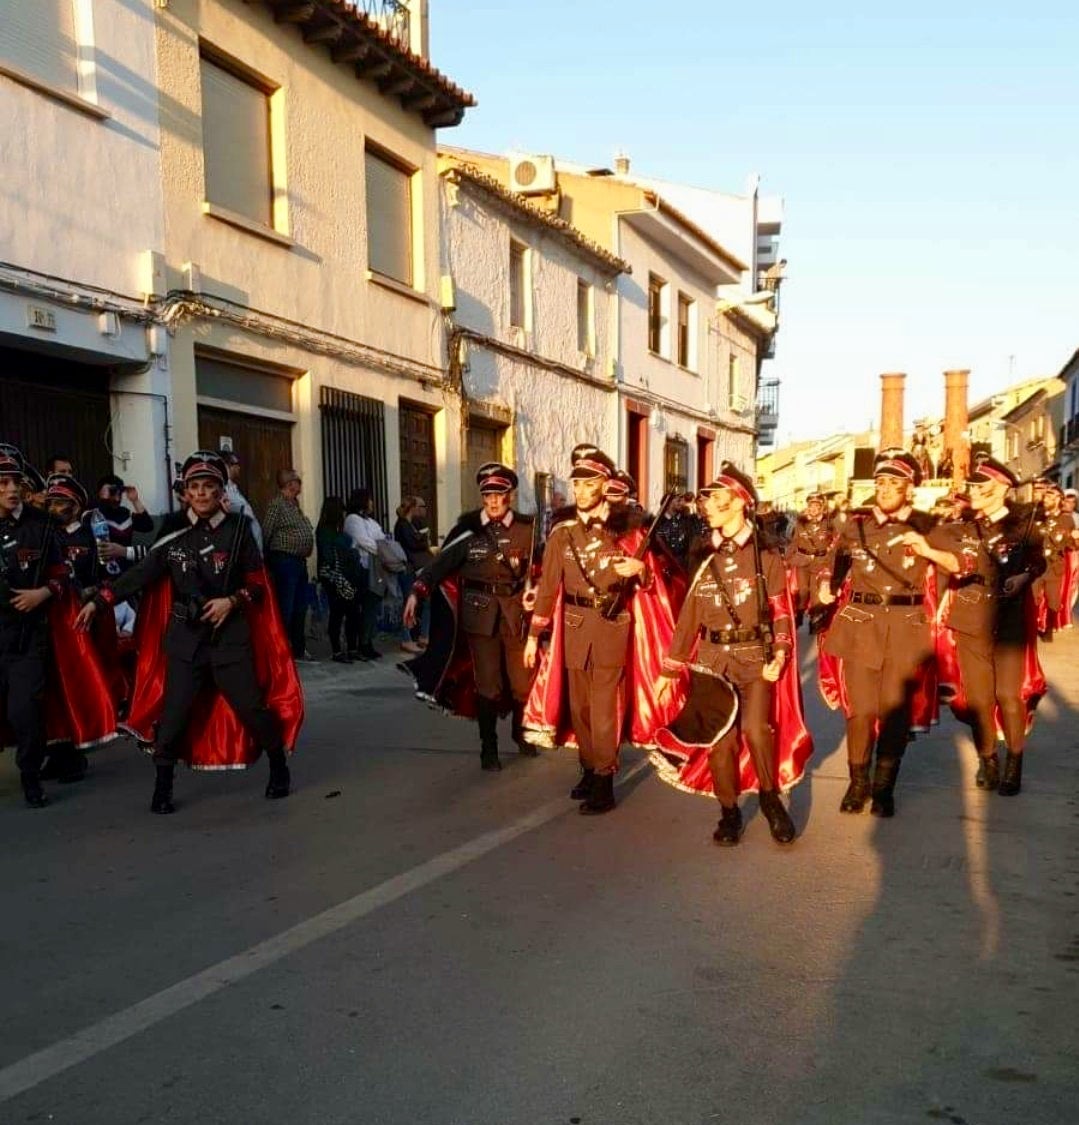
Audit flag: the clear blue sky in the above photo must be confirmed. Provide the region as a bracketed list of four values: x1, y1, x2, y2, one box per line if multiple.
[430, 2, 1079, 443]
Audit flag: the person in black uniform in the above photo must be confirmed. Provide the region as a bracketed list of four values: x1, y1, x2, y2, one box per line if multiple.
[40, 472, 99, 783]
[0, 446, 67, 807]
[76, 452, 290, 813]
[403, 462, 537, 770]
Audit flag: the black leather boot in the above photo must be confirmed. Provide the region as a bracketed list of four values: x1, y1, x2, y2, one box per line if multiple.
[998, 752, 1023, 796]
[579, 772, 616, 815]
[869, 757, 901, 818]
[759, 789, 796, 844]
[477, 698, 501, 771]
[265, 748, 291, 799]
[839, 763, 872, 813]
[150, 762, 176, 815]
[21, 772, 48, 809]
[570, 767, 595, 801]
[712, 804, 743, 847]
[975, 751, 1000, 791]
[512, 703, 537, 757]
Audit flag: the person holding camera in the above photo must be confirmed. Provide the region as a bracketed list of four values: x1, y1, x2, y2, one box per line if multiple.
[76, 452, 298, 814]
[89, 474, 154, 576]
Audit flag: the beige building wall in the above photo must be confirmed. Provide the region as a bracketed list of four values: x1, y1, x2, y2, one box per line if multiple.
[155, 0, 466, 533]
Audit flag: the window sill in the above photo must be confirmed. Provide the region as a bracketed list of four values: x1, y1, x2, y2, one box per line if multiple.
[366, 270, 429, 305]
[202, 202, 295, 249]
[0, 63, 110, 120]
[648, 348, 672, 365]
[677, 363, 700, 375]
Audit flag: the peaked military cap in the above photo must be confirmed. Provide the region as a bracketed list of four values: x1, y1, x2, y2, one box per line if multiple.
[806, 491, 825, 504]
[604, 469, 637, 500]
[45, 473, 88, 509]
[966, 455, 1018, 488]
[569, 444, 615, 481]
[476, 461, 518, 494]
[180, 450, 229, 486]
[0, 443, 25, 478]
[873, 448, 922, 487]
[700, 461, 758, 509]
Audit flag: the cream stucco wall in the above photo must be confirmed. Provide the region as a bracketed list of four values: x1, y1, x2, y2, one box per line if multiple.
[156, 0, 462, 531]
[442, 176, 620, 510]
[0, 0, 170, 505]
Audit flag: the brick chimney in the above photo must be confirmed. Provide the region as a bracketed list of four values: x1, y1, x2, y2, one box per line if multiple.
[879, 373, 906, 450]
[943, 369, 970, 486]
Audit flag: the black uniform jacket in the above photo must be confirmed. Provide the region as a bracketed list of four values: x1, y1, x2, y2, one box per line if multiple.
[100, 509, 263, 661]
[0, 504, 65, 648]
[414, 510, 534, 638]
[927, 506, 1046, 638]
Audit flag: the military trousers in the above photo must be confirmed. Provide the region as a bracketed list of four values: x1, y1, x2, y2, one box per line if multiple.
[155, 643, 281, 764]
[0, 632, 47, 776]
[567, 660, 625, 776]
[954, 631, 1028, 756]
[465, 618, 531, 703]
[709, 671, 775, 807]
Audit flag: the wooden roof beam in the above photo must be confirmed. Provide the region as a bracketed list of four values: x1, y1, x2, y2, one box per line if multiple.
[331, 39, 371, 64]
[303, 21, 344, 45]
[272, 2, 317, 23]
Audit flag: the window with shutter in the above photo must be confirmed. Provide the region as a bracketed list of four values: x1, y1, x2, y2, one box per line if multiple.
[200, 51, 273, 227]
[366, 148, 414, 286]
[0, 0, 78, 91]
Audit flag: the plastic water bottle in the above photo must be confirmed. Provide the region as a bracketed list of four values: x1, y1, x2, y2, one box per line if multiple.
[90, 510, 119, 576]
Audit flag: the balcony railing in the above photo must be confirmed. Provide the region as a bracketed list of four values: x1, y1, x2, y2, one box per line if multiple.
[347, 0, 410, 50]
[1061, 416, 1079, 451]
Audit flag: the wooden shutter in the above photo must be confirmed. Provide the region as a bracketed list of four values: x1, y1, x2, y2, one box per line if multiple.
[200, 53, 272, 225]
[0, 0, 77, 90]
[366, 149, 413, 285]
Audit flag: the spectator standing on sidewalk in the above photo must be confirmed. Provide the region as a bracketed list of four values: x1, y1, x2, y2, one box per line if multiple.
[316, 495, 364, 664]
[394, 496, 433, 651]
[223, 452, 263, 552]
[344, 488, 387, 661]
[90, 474, 154, 576]
[263, 468, 314, 660]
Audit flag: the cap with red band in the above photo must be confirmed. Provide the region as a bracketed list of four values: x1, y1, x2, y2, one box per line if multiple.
[700, 461, 758, 509]
[569, 444, 615, 481]
[966, 456, 1018, 488]
[180, 450, 228, 486]
[476, 461, 518, 494]
[873, 449, 922, 486]
[45, 473, 88, 509]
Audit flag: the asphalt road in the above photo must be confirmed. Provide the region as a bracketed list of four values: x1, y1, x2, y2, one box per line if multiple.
[1, 631, 1077, 1125]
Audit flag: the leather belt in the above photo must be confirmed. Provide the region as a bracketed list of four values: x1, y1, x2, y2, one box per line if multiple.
[699, 625, 763, 644]
[564, 591, 613, 609]
[957, 575, 986, 587]
[850, 592, 924, 607]
[800, 548, 828, 558]
[464, 578, 522, 597]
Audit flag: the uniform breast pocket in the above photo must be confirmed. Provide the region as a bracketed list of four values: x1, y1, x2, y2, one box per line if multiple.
[464, 592, 491, 612]
[564, 610, 584, 630]
[837, 605, 874, 626]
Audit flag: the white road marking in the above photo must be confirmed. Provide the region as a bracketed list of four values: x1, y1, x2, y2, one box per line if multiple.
[0, 757, 651, 1104]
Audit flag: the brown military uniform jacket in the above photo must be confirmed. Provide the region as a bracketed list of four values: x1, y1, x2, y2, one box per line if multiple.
[665, 525, 792, 685]
[1037, 509, 1075, 581]
[927, 506, 1045, 639]
[786, 514, 835, 567]
[415, 510, 533, 637]
[529, 511, 635, 670]
[822, 506, 935, 670]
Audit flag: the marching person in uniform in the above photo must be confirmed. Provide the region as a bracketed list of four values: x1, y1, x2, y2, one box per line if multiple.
[523, 446, 648, 815]
[818, 451, 936, 818]
[0, 446, 68, 807]
[402, 463, 537, 770]
[76, 452, 298, 814]
[787, 492, 835, 631]
[1032, 482, 1078, 637]
[905, 457, 1046, 795]
[655, 464, 804, 846]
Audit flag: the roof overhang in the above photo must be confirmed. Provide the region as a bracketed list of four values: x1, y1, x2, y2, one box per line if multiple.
[249, 0, 476, 127]
[623, 194, 745, 286]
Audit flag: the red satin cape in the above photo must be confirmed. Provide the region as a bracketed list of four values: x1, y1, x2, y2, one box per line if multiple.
[649, 576, 814, 798]
[119, 569, 303, 769]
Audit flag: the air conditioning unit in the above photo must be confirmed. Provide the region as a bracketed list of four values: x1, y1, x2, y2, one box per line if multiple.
[509, 154, 556, 195]
[728, 393, 750, 414]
